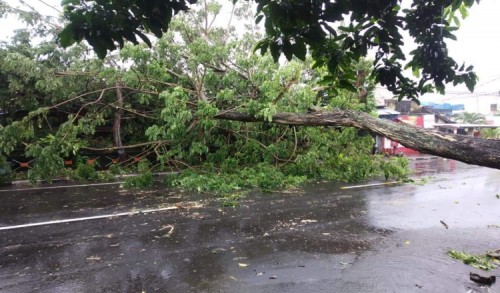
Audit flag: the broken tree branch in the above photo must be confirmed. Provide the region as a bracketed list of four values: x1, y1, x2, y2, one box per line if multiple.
[215, 108, 500, 169]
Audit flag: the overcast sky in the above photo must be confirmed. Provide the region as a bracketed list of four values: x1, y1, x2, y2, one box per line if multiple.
[2, 0, 500, 102]
[421, 0, 500, 102]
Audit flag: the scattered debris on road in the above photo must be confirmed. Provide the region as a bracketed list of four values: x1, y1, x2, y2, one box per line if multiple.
[448, 250, 498, 271]
[469, 273, 496, 285]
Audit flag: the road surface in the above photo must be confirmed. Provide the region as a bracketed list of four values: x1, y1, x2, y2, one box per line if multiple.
[0, 158, 499, 292]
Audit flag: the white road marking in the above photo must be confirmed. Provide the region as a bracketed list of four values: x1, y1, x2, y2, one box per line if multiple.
[0, 206, 178, 231]
[341, 181, 399, 189]
[0, 181, 125, 193]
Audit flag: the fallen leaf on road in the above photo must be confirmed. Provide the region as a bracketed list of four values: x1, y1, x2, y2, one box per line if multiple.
[404, 240, 411, 245]
[212, 248, 226, 254]
[238, 263, 249, 268]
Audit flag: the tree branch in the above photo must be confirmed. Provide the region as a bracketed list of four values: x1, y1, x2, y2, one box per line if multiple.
[215, 108, 500, 169]
[80, 140, 170, 152]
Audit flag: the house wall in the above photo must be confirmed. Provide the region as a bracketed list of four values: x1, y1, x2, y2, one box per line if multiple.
[398, 114, 435, 129]
[452, 95, 500, 115]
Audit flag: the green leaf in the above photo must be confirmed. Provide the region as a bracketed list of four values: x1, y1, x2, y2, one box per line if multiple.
[327, 58, 338, 74]
[282, 42, 293, 61]
[292, 40, 307, 61]
[464, 0, 474, 7]
[339, 80, 357, 92]
[255, 14, 264, 24]
[61, 0, 80, 5]
[269, 41, 280, 62]
[136, 31, 152, 47]
[253, 39, 269, 54]
[451, 0, 461, 11]
[412, 67, 420, 78]
[464, 73, 476, 92]
[94, 43, 107, 59]
[58, 26, 76, 47]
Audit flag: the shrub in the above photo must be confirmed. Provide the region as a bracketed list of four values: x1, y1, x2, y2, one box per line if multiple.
[123, 160, 153, 188]
[0, 156, 12, 186]
[73, 162, 98, 181]
[377, 156, 412, 181]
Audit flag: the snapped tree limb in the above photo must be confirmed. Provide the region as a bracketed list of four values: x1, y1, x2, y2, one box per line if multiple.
[215, 108, 500, 170]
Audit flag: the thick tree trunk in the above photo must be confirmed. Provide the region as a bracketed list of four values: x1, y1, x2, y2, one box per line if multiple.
[113, 81, 126, 161]
[215, 108, 500, 169]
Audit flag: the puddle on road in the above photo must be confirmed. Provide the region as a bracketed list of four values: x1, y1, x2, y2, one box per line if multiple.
[362, 164, 500, 230]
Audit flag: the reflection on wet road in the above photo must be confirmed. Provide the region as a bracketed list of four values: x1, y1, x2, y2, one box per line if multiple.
[0, 158, 499, 292]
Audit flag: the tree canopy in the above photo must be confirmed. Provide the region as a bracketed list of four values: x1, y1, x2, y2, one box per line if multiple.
[2, 0, 500, 191]
[1, 1, 414, 187]
[59, 0, 479, 100]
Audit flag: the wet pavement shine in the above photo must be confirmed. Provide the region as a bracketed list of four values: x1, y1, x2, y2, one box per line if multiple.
[0, 158, 499, 293]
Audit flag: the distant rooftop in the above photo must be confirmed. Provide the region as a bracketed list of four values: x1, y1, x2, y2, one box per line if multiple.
[420, 102, 465, 111]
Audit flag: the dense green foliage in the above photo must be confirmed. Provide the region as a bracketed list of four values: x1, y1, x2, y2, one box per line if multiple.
[0, 1, 411, 191]
[0, 155, 12, 185]
[123, 160, 153, 188]
[59, 0, 479, 100]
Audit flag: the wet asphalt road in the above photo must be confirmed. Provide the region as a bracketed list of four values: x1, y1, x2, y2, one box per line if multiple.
[0, 157, 499, 293]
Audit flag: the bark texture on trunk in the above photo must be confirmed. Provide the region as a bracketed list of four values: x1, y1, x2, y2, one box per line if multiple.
[215, 108, 500, 169]
[113, 81, 126, 160]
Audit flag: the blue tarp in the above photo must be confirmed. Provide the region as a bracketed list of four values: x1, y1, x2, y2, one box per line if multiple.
[421, 102, 464, 111]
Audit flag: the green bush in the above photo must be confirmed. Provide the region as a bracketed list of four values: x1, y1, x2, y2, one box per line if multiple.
[0, 156, 12, 186]
[377, 156, 412, 181]
[123, 172, 153, 188]
[123, 160, 153, 188]
[73, 163, 98, 181]
[109, 163, 124, 175]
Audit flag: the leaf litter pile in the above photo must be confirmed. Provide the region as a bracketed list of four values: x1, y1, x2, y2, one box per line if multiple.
[447, 249, 500, 271]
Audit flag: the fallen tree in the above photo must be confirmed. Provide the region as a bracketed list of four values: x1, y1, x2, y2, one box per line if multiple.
[216, 108, 500, 170]
[4, 0, 495, 184]
[55, 0, 494, 170]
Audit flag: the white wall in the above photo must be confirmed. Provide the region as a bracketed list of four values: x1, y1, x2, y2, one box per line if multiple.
[452, 95, 500, 115]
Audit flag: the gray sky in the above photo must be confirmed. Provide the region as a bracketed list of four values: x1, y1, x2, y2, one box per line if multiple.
[1, 0, 500, 102]
[423, 0, 500, 102]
